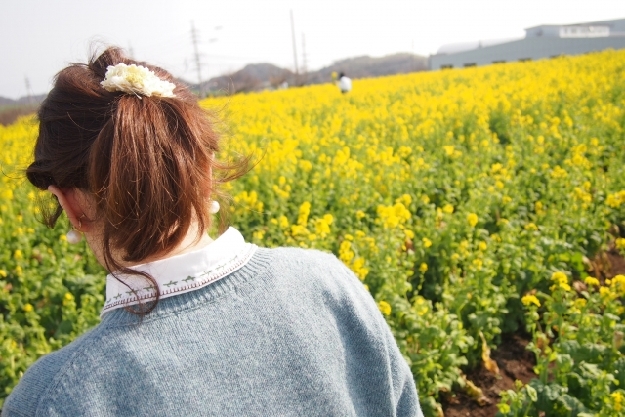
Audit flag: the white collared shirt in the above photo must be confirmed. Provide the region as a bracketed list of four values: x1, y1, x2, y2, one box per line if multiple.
[102, 228, 257, 316]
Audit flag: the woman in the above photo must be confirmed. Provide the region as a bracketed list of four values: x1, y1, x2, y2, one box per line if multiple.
[2, 47, 422, 417]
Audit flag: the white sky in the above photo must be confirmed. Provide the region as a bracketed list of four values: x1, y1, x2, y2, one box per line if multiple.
[1, 0, 624, 99]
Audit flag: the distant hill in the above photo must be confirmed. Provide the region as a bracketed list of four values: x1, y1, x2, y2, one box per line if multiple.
[0, 94, 46, 125]
[200, 63, 294, 94]
[191, 52, 429, 95]
[0, 94, 46, 107]
[0, 53, 430, 111]
[304, 53, 428, 84]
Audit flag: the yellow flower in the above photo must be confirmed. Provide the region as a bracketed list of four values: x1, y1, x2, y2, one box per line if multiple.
[314, 215, 333, 238]
[606, 191, 625, 208]
[23, 303, 33, 313]
[524, 222, 538, 231]
[443, 145, 455, 156]
[535, 201, 543, 212]
[0, 270, 7, 278]
[378, 301, 392, 316]
[62, 292, 75, 307]
[339, 240, 355, 263]
[297, 201, 312, 226]
[584, 277, 600, 287]
[298, 159, 313, 172]
[467, 213, 479, 228]
[415, 299, 429, 315]
[521, 294, 541, 307]
[551, 271, 568, 284]
[478, 241, 487, 251]
[611, 391, 623, 412]
[0, 189, 14, 200]
[419, 263, 428, 273]
[616, 238, 625, 251]
[14, 249, 22, 260]
[611, 275, 625, 295]
[278, 215, 289, 229]
[422, 237, 432, 248]
[396, 194, 412, 206]
[352, 257, 369, 280]
[550, 165, 568, 179]
[290, 225, 309, 237]
[442, 204, 454, 214]
[355, 210, 366, 220]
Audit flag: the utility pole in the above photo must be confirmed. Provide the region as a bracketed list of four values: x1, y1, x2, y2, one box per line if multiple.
[301, 33, 308, 84]
[290, 10, 299, 79]
[191, 21, 204, 98]
[411, 39, 415, 72]
[128, 42, 135, 59]
[24, 76, 32, 104]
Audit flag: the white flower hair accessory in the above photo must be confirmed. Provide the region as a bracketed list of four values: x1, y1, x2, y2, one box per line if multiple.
[100, 63, 176, 98]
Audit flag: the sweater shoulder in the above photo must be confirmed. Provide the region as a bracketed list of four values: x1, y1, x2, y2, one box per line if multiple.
[263, 246, 350, 272]
[263, 246, 359, 288]
[2, 327, 103, 417]
[261, 246, 374, 311]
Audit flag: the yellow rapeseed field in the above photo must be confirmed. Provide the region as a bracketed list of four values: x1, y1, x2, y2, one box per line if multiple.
[2, 49, 625, 415]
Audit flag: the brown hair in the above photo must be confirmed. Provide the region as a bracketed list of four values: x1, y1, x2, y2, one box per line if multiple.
[26, 47, 246, 314]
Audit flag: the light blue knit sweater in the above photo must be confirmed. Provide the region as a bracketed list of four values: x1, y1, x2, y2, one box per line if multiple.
[3, 247, 422, 416]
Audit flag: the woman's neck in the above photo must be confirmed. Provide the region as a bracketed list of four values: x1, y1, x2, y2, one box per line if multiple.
[88, 221, 215, 271]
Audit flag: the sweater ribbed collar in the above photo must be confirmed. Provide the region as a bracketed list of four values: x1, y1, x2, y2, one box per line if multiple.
[101, 228, 257, 316]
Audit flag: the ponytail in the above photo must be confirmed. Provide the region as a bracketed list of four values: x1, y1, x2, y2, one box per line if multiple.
[26, 47, 248, 314]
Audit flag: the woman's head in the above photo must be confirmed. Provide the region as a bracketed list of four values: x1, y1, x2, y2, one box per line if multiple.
[27, 47, 239, 276]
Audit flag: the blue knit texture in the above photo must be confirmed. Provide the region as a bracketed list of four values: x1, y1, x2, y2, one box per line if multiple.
[3, 248, 422, 417]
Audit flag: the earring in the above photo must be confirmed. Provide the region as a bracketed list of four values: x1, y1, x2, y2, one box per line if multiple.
[209, 200, 220, 214]
[66, 216, 84, 244]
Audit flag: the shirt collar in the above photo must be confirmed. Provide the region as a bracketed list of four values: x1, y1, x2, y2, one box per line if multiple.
[102, 227, 257, 316]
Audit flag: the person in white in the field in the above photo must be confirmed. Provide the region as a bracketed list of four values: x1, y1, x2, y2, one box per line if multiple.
[338, 72, 352, 93]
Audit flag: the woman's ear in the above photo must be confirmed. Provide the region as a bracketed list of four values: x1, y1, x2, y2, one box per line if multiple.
[48, 186, 91, 231]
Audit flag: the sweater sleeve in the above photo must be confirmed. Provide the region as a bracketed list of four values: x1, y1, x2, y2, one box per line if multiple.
[1, 328, 99, 417]
[390, 338, 424, 417]
[315, 251, 424, 417]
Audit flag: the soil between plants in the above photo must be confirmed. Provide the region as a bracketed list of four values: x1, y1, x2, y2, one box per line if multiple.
[440, 249, 625, 417]
[441, 333, 536, 417]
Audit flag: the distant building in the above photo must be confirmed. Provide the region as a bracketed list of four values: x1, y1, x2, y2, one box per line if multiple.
[430, 18, 625, 70]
